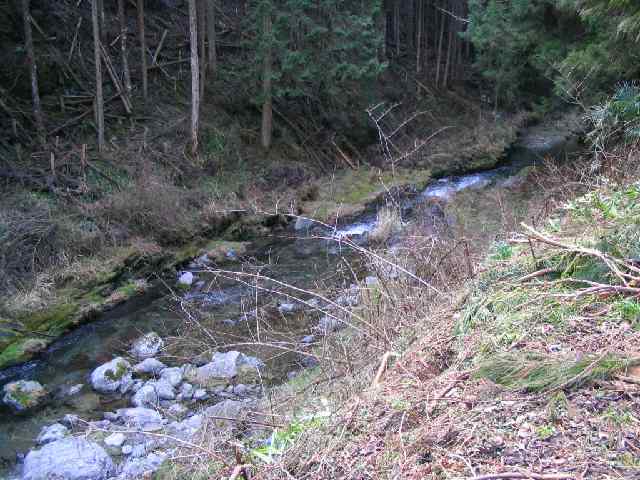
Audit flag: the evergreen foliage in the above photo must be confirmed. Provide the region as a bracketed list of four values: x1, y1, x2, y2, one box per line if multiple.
[232, 0, 385, 125]
[468, 0, 640, 106]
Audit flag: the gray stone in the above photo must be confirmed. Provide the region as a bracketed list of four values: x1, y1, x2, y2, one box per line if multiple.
[103, 412, 119, 422]
[36, 423, 68, 445]
[301, 335, 315, 344]
[184, 351, 264, 388]
[22, 437, 114, 480]
[116, 407, 164, 431]
[131, 384, 158, 408]
[278, 302, 302, 315]
[160, 367, 183, 387]
[104, 432, 126, 448]
[167, 414, 203, 439]
[62, 414, 80, 427]
[130, 332, 164, 360]
[204, 399, 254, 431]
[154, 378, 176, 400]
[118, 452, 168, 479]
[180, 382, 194, 400]
[294, 216, 315, 231]
[193, 389, 208, 401]
[130, 379, 144, 393]
[90, 357, 133, 394]
[60, 384, 84, 397]
[233, 384, 249, 396]
[2, 380, 48, 413]
[315, 315, 344, 334]
[177, 271, 194, 287]
[121, 445, 133, 456]
[167, 403, 189, 420]
[133, 358, 166, 375]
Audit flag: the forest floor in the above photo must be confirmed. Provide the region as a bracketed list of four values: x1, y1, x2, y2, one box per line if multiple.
[154, 146, 640, 480]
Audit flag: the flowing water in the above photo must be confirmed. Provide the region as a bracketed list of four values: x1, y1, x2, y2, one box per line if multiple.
[0, 129, 579, 475]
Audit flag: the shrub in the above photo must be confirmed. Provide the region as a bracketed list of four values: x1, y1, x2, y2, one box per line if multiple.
[92, 175, 201, 246]
[0, 191, 101, 293]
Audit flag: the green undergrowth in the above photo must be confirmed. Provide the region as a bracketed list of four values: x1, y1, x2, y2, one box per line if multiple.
[458, 180, 640, 393]
[477, 352, 634, 393]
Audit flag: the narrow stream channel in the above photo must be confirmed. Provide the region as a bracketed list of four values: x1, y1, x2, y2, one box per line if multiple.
[0, 129, 579, 477]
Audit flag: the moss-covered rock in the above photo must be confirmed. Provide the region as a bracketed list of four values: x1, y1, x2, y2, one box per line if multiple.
[2, 380, 49, 413]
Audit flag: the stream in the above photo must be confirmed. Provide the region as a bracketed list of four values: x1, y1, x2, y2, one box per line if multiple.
[0, 125, 580, 478]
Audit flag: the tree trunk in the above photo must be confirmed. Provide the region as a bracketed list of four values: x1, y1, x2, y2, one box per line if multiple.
[394, 0, 400, 56]
[435, 2, 445, 87]
[137, 0, 148, 101]
[416, 0, 423, 75]
[92, 0, 105, 151]
[197, 0, 206, 98]
[188, 0, 200, 155]
[21, 0, 45, 143]
[206, 0, 217, 77]
[261, 12, 273, 151]
[118, 0, 132, 96]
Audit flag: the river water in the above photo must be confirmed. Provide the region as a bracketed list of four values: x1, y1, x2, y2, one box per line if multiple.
[0, 128, 578, 475]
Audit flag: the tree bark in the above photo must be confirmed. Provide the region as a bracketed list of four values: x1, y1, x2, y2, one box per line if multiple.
[92, 0, 105, 151]
[206, 0, 217, 77]
[435, 2, 446, 87]
[118, 0, 132, 96]
[137, 0, 148, 101]
[21, 0, 45, 143]
[261, 12, 273, 151]
[416, 0, 423, 75]
[197, 0, 206, 98]
[394, 0, 400, 56]
[188, 0, 200, 155]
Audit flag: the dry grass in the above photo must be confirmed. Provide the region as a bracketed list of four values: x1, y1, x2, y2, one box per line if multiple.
[369, 207, 403, 245]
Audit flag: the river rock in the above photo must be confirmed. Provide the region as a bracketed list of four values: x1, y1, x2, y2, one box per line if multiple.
[130, 332, 164, 359]
[177, 271, 194, 287]
[154, 378, 176, 400]
[180, 382, 194, 400]
[131, 384, 158, 408]
[36, 423, 68, 445]
[160, 367, 183, 387]
[193, 388, 208, 401]
[117, 451, 168, 479]
[277, 302, 302, 315]
[315, 315, 344, 334]
[22, 437, 114, 480]
[133, 358, 166, 375]
[167, 403, 189, 420]
[2, 380, 48, 413]
[184, 351, 265, 388]
[167, 413, 203, 439]
[90, 357, 133, 394]
[116, 407, 164, 431]
[294, 216, 315, 231]
[204, 399, 254, 431]
[104, 432, 126, 448]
